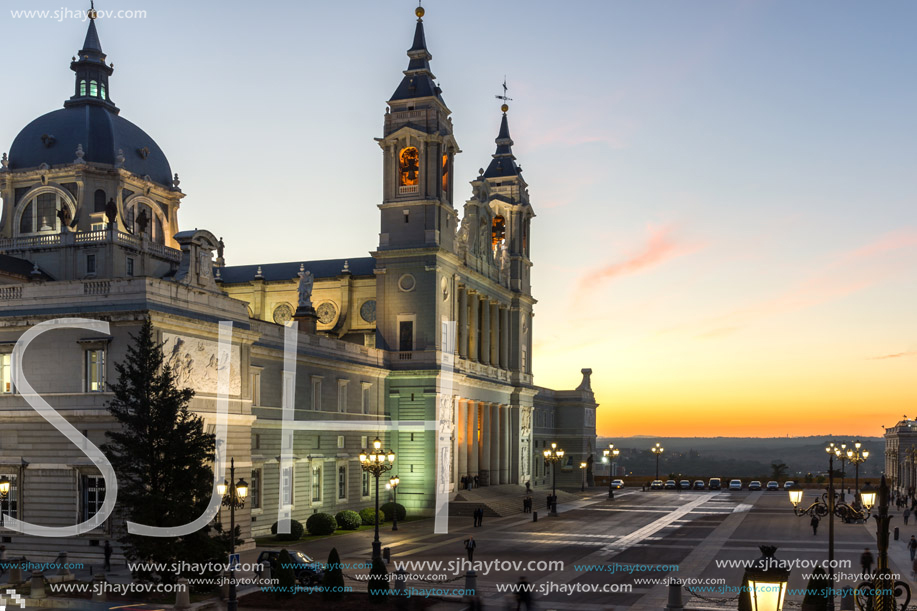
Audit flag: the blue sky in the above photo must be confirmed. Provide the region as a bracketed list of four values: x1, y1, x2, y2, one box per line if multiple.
[3, 0, 916, 435]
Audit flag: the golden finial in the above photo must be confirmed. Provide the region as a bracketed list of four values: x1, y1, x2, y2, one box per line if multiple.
[501, 104, 509, 113]
[88, 0, 97, 19]
[416, 6, 425, 18]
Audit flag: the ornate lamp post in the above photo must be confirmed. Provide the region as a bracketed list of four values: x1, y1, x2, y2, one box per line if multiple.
[743, 546, 791, 611]
[360, 437, 395, 560]
[218, 458, 248, 611]
[651, 443, 664, 481]
[389, 475, 400, 531]
[855, 476, 910, 611]
[846, 442, 869, 498]
[603, 446, 620, 499]
[838, 442, 848, 501]
[580, 462, 587, 492]
[543, 443, 564, 516]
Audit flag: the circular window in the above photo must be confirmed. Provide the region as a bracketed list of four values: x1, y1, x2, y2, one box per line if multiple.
[360, 300, 377, 323]
[273, 303, 293, 325]
[398, 274, 416, 292]
[317, 302, 338, 325]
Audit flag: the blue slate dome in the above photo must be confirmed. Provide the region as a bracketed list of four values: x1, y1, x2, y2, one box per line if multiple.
[7, 13, 173, 188]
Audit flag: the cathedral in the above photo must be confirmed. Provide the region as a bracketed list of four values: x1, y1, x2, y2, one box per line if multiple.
[0, 6, 597, 559]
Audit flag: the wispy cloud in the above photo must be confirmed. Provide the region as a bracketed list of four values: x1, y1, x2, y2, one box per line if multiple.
[576, 224, 703, 294]
[868, 351, 917, 361]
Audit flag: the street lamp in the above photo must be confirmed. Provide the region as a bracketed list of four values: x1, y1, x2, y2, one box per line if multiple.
[846, 442, 869, 498]
[838, 443, 848, 501]
[389, 475, 400, 531]
[854, 476, 911, 611]
[543, 443, 564, 516]
[603, 446, 620, 499]
[219, 458, 248, 611]
[580, 462, 587, 492]
[651, 443, 664, 481]
[0, 475, 9, 528]
[360, 437, 395, 560]
[743, 546, 791, 611]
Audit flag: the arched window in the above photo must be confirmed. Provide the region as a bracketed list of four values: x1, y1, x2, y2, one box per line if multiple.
[154, 216, 164, 244]
[442, 153, 449, 193]
[89, 80, 98, 97]
[79, 80, 87, 96]
[100, 83, 106, 100]
[399, 147, 419, 186]
[18, 192, 70, 235]
[492, 215, 506, 248]
[94, 189, 106, 213]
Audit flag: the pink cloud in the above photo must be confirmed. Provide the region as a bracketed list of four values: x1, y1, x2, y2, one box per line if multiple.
[576, 225, 703, 293]
[843, 229, 917, 261]
[868, 351, 917, 361]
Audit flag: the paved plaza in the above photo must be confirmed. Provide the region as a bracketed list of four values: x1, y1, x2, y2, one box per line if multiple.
[253, 487, 915, 609]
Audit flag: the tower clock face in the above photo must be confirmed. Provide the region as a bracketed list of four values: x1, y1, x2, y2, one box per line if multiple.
[360, 300, 377, 323]
[316, 302, 337, 325]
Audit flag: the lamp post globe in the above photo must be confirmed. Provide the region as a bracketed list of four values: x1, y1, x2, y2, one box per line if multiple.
[651, 443, 664, 481]
[360, 437, 395, 560]
[544, 443, 564, 516]
[390, 475, 400, 531]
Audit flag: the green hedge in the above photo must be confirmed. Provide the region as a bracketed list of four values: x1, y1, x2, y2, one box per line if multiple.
[270, 519, 304, 541]
[359, 507, 386, 525]
[380, 502, 406, 522]
[335, 510, 362, 530]
[306, 512, 338, 536]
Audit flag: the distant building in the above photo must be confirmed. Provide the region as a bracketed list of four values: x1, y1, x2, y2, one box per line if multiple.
[883, 418, 917, 491]
[0, 6, 597, 560]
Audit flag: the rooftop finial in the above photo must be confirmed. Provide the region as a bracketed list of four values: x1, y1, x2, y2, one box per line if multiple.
[495, 76, 512, 113]
[88, 0, 97, 20]
[416, 0, 424, 19]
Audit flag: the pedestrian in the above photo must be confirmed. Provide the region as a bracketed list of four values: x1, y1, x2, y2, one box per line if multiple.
[909, 536, 917, 562]
[463, 536, 476, 562]
[0, 545, 6, 577]
[516, 576, 534, 610]
[472, 507, 478, 527]
[912, 556, 917, 581]
[478, 506, 484, 527]
[811, 514, 820, 535]
[104, 540, 112, 572]
[905, 508, 911, 525]
[860, 548, 874, 577]
[474, 475, 479, 488]
[522, 497, 528, 513]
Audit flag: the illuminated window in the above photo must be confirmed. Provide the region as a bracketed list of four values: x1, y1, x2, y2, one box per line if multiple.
[85, 349, 105, 392]
[362, 471, 370, 497]
[0, 474, 18, 519]
[399, 147, 420, 186]
[0, 354, 13, 394]
[80, 80, 87, 96]
[100, 83, 106, 100]
[492, 215, 506, 248]
[89, 80, 98, 97]
[442, 153, 449, 192]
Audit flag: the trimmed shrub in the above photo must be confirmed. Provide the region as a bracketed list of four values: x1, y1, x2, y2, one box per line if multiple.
[380, 502, 406, 522]
[275, 549, 295, 599]
[270, 519, 304, 541]
[360, 507, 386, 525]
[335, 510, 362, 530]
[322, 547, 345, 601]
[801, 566, 831, 611]
[368, 557, 389, 603]
[306, 512, 338, 536]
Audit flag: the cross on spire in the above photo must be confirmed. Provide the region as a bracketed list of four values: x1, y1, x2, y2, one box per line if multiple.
[495, 77, 513, 104]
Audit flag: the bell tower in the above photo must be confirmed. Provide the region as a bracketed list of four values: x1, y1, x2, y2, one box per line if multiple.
[377, 5, 460, 252]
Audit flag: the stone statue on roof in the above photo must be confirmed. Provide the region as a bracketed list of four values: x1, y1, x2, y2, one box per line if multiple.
[297, 269, 314, 309]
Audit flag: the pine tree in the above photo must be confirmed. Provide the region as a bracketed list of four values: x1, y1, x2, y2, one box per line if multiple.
[322, 547, 345, 601]
[102, 318, 232, 587]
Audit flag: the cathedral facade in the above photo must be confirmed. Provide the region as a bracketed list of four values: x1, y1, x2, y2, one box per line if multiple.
[0, 7, 597, 559]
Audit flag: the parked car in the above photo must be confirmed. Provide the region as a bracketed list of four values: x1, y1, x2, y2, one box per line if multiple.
[693, 480, 705, 490]
[611, 479, 624, 489]
[748, 481, 762, 491]
[784, 481, 796, 489]
[708, 478, 722, 490]
[665, 480, 677, 490]
[650, 480, 664, 490]
[679, 480, 691, 490]
[766, 481, 779, 491]
[257, 550, 324, 586]
[728, 479, 743, 490]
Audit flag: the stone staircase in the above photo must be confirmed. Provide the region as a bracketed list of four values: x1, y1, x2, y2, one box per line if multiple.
[449, 485, 586, 517]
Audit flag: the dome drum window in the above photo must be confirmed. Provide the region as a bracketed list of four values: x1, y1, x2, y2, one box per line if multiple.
[18, 191, 74, 235]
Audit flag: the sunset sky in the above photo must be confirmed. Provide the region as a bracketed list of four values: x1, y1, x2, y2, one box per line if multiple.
[3, 0, 915, 436]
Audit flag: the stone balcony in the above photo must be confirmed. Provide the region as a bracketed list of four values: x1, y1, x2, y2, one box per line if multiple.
[0, 229, 181, 262]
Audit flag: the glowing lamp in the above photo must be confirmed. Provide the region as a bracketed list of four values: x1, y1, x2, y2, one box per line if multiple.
[861, 491, 877, 510]
[217, 479, 228, 497]
[743, 546, 790, 611]
[788, 489, 803, 507]
[236, 478, 248, 499]
[373, 437, 382, 451]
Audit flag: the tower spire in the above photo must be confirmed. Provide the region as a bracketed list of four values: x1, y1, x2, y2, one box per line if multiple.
[65, 2, 117, 111]
[483, 81, 520, 178]
[389, 4, 444, 104]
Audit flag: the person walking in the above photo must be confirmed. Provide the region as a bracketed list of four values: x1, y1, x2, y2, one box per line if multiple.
[103, 540, 112, 572]
[463, 536, 476, 562]
[472, 508, 478, 527]
[477, 506, 484, 527]
[811, 514, 820, 535]
[516, 576, 534, 610]
[860, 548, 874, 577]
[909, 536, 917, 562]
[904, 508, 911, 525]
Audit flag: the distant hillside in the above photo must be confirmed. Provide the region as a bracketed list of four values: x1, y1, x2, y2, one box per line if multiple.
[596, 436, 883, 478]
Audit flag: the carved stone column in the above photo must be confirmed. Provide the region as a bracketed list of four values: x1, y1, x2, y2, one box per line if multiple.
[481, 401, 491, 486]
[458, 286, 468, 359]
[500, 307, 509, 369]
[490, 302, 500, 366]
[469, 402, 479, 478]
[468, 291, 479, 362]
[481, 298, 491, 366]
[457, 399, 467, 481]
[501, 404, 511, 484]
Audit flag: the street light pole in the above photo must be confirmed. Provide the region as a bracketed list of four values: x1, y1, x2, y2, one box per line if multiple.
[390, 476, 400, 531]
[651, 443, 664, 481]
[543, 443, 564, 516]
[580, 462, 587, 492]
[360, 437, 395, 560]
[827, 443, 839, 611]
[846, 442, 868, 498]
[218, 458, 248, 611]
[0, 475, 9, 529]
